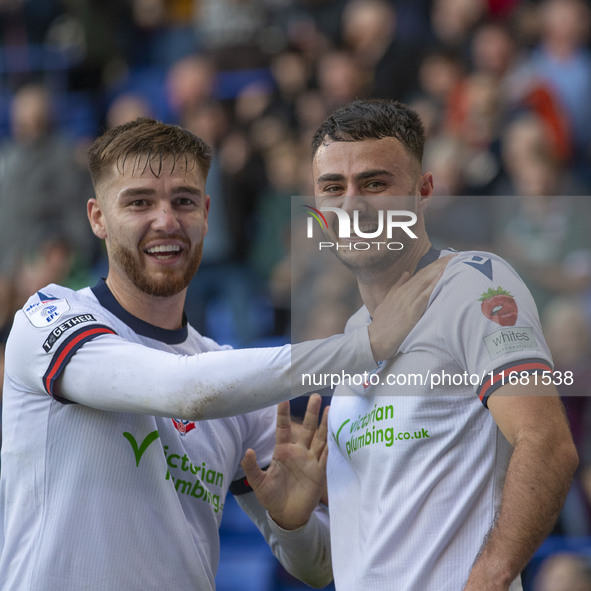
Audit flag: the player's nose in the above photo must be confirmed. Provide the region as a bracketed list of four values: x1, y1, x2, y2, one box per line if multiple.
[341, 191, 367, 215]
[152, 203, 181, 232]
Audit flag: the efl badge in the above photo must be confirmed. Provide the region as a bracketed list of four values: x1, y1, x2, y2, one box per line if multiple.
[25, 291, 71, 328]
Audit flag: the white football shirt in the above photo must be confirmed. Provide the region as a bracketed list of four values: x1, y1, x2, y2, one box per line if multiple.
[0, 280, 335, 590]
[327, 249, 552, 591]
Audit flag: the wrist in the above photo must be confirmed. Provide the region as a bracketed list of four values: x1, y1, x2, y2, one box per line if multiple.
[465, 556, 515, 591]
[267, 511, 309, 532]
[367, 324, 386, 362]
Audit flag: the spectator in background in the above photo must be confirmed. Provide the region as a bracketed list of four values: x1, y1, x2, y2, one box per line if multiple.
[315, 50, 364, 113]
[422, 135, 495, 251]
[267, 50, 313, 132]
[341, 0, 421, 101]
[429, 0, 488, 55]
[105, 92, 154, 131]
[444, 70, 503, 193]
[0, 83, 97, 336]
[413, 48, 467, 139]
[470, 19, 519, 81]
[194, 0, 269, 70]
[521, 0, 591, 177]
[127, 0, 197, 67]
[165, 53, 217, 123]
[494, 112, 579, 196]
[494, 195, 591, 317]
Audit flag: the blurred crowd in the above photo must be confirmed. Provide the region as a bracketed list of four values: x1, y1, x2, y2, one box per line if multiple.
[2, 0, 591, 588]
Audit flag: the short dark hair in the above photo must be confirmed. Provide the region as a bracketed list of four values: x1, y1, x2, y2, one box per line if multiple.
[311, 99, 425, 164]
[87, 117, 213, 189]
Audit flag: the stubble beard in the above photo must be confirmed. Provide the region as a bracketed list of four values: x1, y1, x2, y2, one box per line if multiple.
[112, 239, 203, 297]
[326, 227, 409, 277]
[333, 246, 402, 279]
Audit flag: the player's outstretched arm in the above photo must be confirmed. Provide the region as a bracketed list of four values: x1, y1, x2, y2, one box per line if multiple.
[463, 384, 578, 591]
[9, 256, 450, 421]
[50, 325, 376, 419]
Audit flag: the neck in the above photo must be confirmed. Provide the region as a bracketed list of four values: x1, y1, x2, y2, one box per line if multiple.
[106, 275, 186, 330]
[358, 235, 433, 317]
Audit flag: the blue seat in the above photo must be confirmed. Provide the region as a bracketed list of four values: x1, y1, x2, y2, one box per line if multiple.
[216, 537, 275, 591]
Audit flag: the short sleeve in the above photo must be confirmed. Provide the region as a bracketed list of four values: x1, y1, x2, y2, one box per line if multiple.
[434, 252, 553, 407]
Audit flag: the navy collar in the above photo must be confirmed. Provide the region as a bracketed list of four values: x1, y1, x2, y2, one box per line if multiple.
[413, 247, 441, 275]
[91, 279, 189, 344]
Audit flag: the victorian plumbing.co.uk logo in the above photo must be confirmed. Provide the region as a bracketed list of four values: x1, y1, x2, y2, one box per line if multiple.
[302, 205, 418, 251]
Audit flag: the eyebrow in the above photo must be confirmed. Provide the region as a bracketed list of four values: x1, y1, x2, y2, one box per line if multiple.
[171, 185, 202, 196]
[119, 187, 156, 198]
[119, 185, 202, 199]
[316, 169, 394, 184]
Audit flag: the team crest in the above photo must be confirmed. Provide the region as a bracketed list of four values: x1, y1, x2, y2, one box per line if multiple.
[171, 418, 196, 435]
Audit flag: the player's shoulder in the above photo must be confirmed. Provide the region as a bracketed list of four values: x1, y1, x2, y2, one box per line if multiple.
[18, 283, 92, 325]
[439, 248, 523, 288]
[434, 248, 538, 317]
[442, 248, 514, 275]
[12, 283, 111, 340]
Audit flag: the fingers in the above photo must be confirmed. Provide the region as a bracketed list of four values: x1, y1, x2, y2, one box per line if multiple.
[386, 253, 455, 307]
[405, 254, 453, 292]
[310, 404, 329, 459]
[369, 254, 455, 361]
[406, 254, 456, 311]
[241, 448, 264, 492]
[275, 400, 292, 446]
[298, 394, 323, 448]
[415, 253, 454, 284]
[392, 269, 411, 288]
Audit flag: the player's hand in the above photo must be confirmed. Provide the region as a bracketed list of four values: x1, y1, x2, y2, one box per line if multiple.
[368, 254, 454, 361]
[241, 394, 329, 530]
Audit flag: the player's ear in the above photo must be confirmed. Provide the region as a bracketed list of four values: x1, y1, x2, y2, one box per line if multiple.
[202, 194, 210, 237]
[417, 172, 433, 212]
[87, 198, 107, 240]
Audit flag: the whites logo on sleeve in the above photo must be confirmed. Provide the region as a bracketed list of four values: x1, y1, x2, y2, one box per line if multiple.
[483, 327, 539, 360]
[24, 291, 71, 328]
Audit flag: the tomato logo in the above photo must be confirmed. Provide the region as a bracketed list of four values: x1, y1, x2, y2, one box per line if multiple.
[479, 287, 518, 327]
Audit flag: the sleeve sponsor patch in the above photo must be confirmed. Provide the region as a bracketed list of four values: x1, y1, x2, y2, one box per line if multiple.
[25, 291, 71, 327]
[42, 314, 97, 352]
[479, 287, 518, 327]
[483, 327, 539, 360]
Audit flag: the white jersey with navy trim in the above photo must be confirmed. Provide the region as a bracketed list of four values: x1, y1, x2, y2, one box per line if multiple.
[0, 280, 327, 590]
[327, 249, 551, 591]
